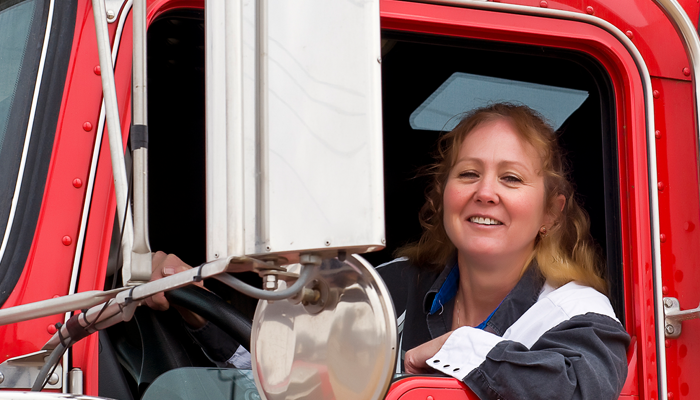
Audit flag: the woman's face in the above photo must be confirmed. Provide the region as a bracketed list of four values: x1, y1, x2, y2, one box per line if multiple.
[443, 118, 549, 267]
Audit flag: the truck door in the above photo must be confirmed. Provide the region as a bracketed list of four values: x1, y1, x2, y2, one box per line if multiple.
[379, 1, 683, 399]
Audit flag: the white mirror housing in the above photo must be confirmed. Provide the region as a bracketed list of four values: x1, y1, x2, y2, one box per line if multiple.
[205, 0, 385, 262]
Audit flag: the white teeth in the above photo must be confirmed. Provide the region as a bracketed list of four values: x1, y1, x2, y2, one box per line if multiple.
[469, 217, 503, 225]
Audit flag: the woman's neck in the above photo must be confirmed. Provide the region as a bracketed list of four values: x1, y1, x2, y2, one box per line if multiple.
[452, 251, 530, 329]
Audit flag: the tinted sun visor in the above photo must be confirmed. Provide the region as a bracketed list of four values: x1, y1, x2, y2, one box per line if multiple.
[409, 72, 589, 132]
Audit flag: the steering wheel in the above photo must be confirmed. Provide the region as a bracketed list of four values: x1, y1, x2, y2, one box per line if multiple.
[166, 285, 253, 352]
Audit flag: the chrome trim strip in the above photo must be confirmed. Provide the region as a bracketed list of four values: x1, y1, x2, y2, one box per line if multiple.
[62, 1, 133, 392]
[0, 0, 57, 265]
[403, 1, 664, 397]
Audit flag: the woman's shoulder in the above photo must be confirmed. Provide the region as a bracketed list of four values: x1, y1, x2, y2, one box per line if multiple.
[374, 257, 442, 316]
[538, 281, 618, 322]
[502, 280, 622, 348]
[375, 257, 419, 287]
[375, 257, 444, 286]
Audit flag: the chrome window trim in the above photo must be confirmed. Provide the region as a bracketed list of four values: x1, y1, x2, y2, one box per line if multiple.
[0, 0, 57, 267]
[61, 1, 133, 393]
[404, 0, 664, 397]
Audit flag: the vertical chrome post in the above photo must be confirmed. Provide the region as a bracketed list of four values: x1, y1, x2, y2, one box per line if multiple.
[130, 0, 152, 283]
[91, 0, 135, 281]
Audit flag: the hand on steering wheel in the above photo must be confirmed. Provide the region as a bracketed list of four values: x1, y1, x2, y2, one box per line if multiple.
[145, 251, 207, 329]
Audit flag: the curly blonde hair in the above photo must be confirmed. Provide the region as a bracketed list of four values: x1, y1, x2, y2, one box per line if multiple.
[397, 103, 607, 294]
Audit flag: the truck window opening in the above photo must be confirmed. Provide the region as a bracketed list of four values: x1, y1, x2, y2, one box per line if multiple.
[366, 32, 623, 321]
[147, 9, 206, 268]
[144, 16, 624, 324]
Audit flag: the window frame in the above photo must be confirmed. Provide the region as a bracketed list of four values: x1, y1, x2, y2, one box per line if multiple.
[380, 0, 658, 397]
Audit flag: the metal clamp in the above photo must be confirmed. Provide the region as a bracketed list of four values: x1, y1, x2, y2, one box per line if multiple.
[663, 297, 700, 338]
[0, 350, 62, 389]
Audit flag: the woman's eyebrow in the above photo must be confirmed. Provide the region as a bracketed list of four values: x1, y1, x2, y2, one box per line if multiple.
[454, 158, 532, 171]
[498, 160, 532, 171]
[453, 156, 484, 165]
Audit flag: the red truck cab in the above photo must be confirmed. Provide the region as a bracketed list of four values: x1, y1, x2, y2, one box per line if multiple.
[0, 0, 697, 399]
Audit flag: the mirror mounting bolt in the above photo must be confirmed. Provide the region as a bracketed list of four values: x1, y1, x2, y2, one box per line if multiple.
[263, 274, 278, 291]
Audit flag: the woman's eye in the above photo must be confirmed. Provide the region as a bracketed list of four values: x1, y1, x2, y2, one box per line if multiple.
[458, 171, 479, 179]
[502, 175, 523, 184]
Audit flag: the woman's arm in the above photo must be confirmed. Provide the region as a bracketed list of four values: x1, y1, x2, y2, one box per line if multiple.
[412, 313, 629, 400]
[404, 331, 454, 374]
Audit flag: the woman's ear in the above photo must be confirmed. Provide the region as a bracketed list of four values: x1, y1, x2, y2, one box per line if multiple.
[556, 194, 566, 212]
[544, 194, 566, 228]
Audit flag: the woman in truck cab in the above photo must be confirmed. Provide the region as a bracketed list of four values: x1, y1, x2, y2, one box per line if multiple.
[376, 102, 630, 399]
[147, 102, 629, 399]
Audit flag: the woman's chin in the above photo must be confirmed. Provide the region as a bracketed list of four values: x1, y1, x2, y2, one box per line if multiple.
[457, 243, 506, 259]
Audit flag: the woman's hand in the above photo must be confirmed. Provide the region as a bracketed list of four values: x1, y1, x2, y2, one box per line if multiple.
[144, 251, 207, 329]
[404, 331, 454, 374]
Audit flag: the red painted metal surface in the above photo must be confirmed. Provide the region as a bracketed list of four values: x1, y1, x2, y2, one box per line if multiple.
[499, 0, 692, 81]
[385, 377, 478, 400]
[651, 76, 699, 400]
[387, 367, 641, 399]
[148, 0, 203, 23]
[622, 338, 640, 397]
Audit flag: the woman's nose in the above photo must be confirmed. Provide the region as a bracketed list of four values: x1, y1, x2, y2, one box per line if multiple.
[474, 179, 499, 204]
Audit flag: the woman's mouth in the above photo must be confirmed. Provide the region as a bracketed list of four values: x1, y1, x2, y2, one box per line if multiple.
[468, 216, 504, 226]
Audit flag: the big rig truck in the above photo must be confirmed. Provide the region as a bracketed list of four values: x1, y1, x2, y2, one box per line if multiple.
[0, 0, 696, 399]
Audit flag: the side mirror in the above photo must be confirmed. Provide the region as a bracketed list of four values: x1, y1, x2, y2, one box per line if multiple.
[252, 254, 397, 400]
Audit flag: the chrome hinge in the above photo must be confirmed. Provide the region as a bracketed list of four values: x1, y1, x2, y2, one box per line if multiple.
[663, 297, 700, 339]
[0, 350, 62, 389]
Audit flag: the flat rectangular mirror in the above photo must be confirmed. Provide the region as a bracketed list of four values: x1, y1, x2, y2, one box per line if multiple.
[205, 0, 385, 262]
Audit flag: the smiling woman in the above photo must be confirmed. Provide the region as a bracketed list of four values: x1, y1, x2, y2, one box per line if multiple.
[377, 103, 629, 400]
[443, 119, 553, 290]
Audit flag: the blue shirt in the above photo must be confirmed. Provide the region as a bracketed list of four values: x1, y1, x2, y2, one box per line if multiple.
[428, 262, 499, 330]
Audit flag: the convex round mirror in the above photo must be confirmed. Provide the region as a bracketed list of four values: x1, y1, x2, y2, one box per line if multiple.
[252, 254, 397, 400]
